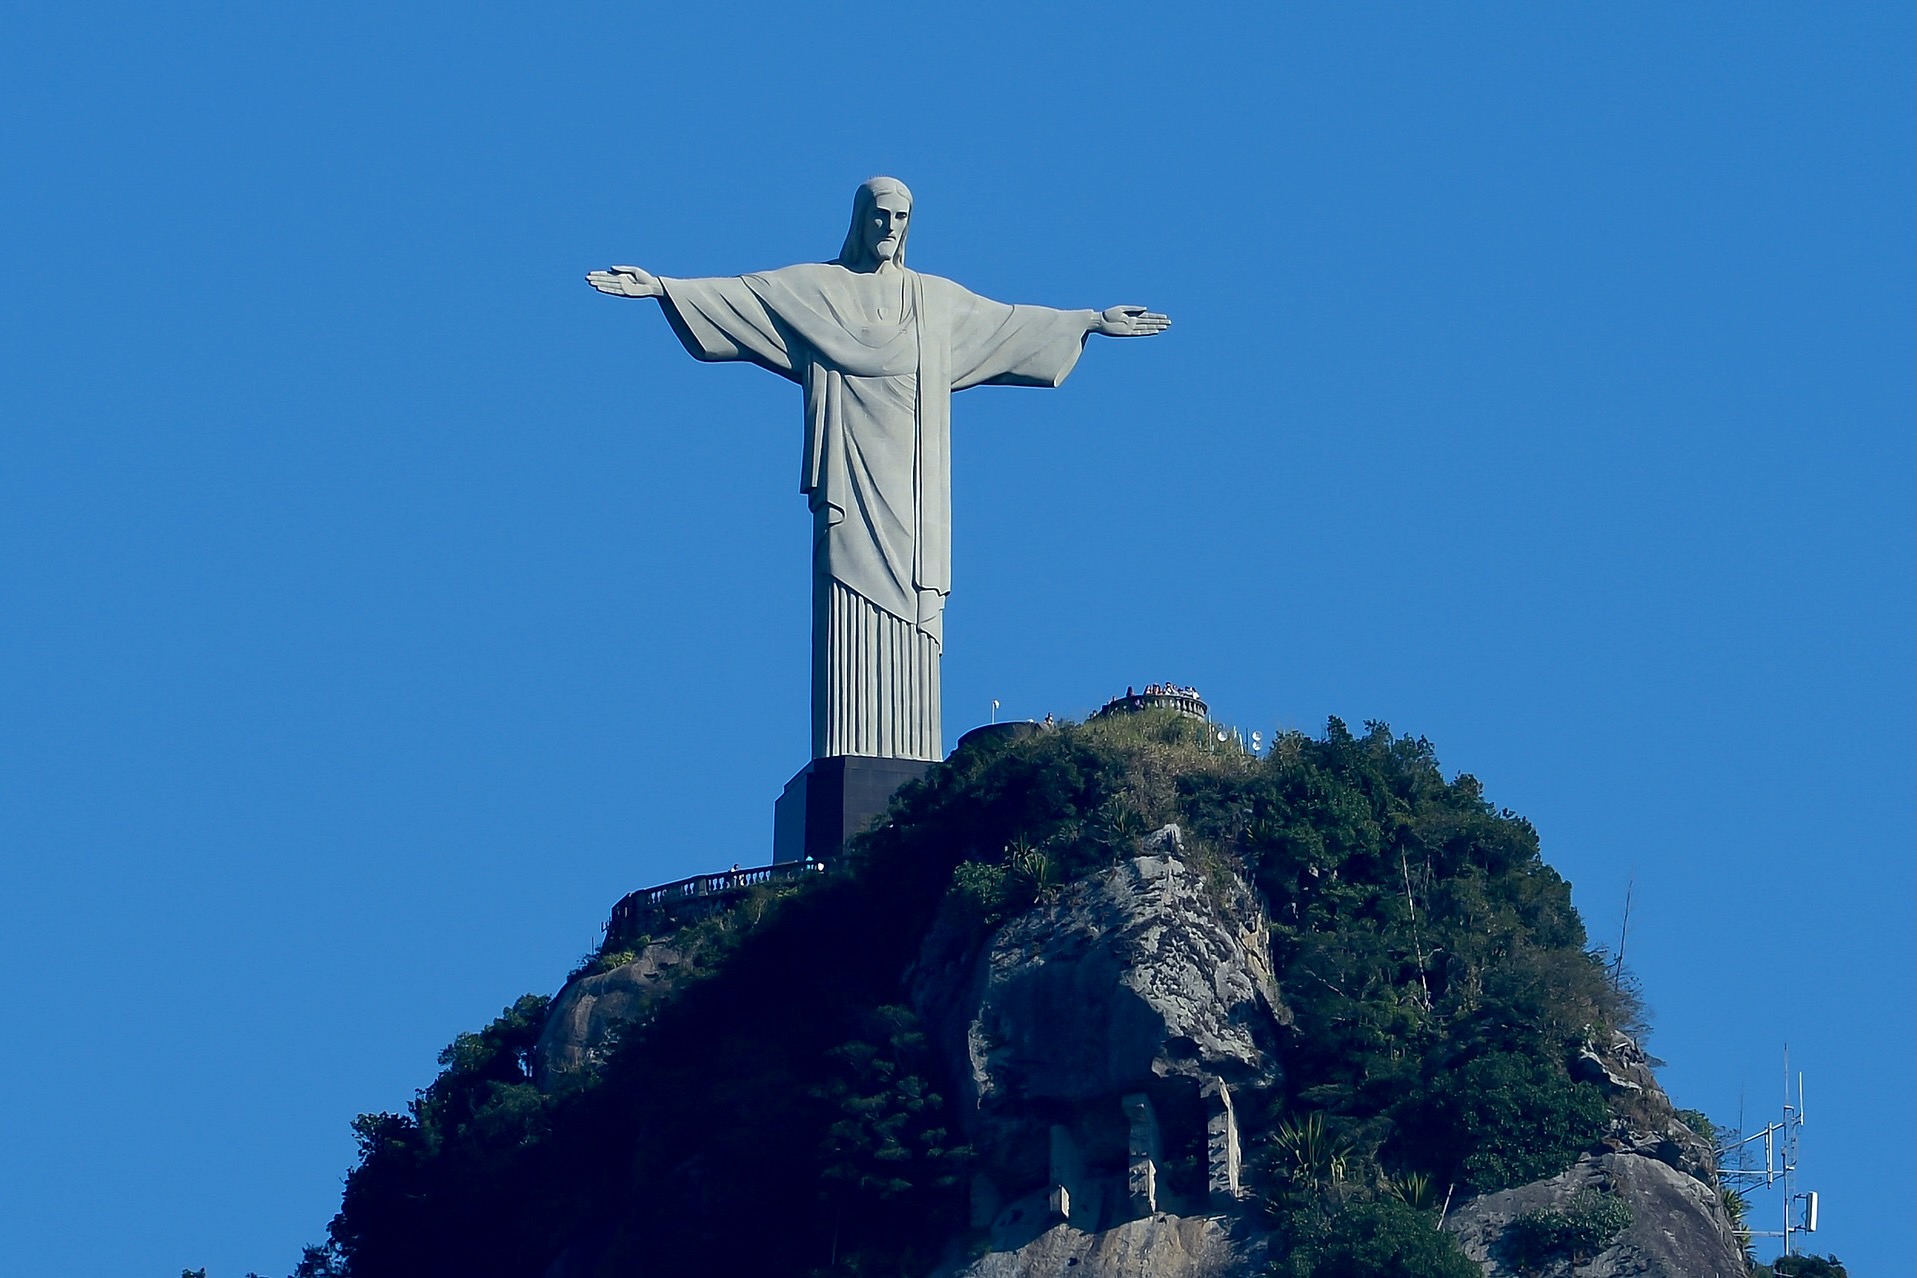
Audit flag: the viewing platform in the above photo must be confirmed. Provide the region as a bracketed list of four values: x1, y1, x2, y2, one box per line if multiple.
[606, 687, 1209, 948]
[606, 858, 823, 945]
[1093, 683, 1210, 722]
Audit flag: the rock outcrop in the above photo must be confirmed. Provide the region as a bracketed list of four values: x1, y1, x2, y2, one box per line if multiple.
[1578, 1029, 1718, 1183]
[1444, 1151, 1747, 1277]
[532, 942, 684, 1089]
[942, 1213, 1257, 1278]
[914, 832, 1285, 1268]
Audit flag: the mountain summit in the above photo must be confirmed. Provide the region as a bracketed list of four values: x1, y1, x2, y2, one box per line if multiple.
[320, 713, 1758, 1277]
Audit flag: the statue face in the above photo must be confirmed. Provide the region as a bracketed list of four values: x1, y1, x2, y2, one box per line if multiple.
[862, 191, 911, 265]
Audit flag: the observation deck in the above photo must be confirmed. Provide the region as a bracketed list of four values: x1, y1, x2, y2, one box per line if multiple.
[605, 859, 823, 946]
[1093, 684, 1210, 722]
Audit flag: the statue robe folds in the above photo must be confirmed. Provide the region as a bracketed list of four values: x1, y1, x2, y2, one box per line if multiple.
[657, 263, 1091, 761]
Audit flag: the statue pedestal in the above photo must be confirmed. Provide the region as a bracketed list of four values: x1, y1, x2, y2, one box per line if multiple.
[773, 755, 933, 865]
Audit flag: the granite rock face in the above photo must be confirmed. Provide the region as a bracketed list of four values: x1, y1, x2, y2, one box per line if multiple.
[1445, 1151, 1747, 1278]
[913, 834, 1286, 1264]
[1578, 1029, 1718, 1183]
[532, 942, 684, 1090]
[922, 840, 1285, 1109]
[941, 1213, 1258, 1278]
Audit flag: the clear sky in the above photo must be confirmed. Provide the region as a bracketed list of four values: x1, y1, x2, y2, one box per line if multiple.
[2, 4, 1909, 1275]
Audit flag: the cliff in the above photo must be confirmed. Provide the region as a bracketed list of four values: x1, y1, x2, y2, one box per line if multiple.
[319, 714, 1751, 1278]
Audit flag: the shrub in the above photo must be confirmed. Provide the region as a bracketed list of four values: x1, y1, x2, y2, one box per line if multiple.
[1502, 1189, 1632, 1269]
[1673, 1106, 1716, 1144]
[1271, 1112, 1355, 1194]
[1384, 1171, 1437, 1211]
[1393, 1051, 1611, 1192]
[1273, 1197, 1480, 1278]
[947, 858, 1012, 923]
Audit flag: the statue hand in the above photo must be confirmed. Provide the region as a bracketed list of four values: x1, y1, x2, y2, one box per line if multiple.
[586, 265, 663, 299]
[1096, 305, 1171, 338]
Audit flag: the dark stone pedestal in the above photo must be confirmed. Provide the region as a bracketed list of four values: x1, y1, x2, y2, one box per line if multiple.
[773, 755, 934, 865]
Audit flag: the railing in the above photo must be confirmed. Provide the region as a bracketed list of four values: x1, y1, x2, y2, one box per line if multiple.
[1095, 690, 1210, 721]
[607, 859, 824, 935]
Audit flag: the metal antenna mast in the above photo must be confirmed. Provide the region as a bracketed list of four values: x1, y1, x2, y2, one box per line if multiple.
[1715, 1047, 1820, 1259]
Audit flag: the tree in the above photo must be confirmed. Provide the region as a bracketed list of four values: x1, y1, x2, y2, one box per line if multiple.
[812, 1005, 971, 1269]
[1390, 1051, 1610, 1192]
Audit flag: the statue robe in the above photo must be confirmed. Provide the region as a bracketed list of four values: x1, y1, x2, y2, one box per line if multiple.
[657, 262, 1091, 760]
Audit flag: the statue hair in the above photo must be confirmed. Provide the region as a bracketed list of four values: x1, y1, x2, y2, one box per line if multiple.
[836, 176, 914, 268]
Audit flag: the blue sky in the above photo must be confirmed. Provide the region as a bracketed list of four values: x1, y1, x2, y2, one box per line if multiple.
[2, 4, 1909, 1274]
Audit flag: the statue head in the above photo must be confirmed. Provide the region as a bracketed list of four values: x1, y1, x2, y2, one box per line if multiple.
[836, 176, 913, 271]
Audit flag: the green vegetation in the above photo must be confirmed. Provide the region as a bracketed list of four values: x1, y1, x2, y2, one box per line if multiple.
[811, 1004, 972, 1264]
[1268, 1196, 1481, 1278]
[314, 714, 1646, 1276]
[1764, 1256, 1849, 1278]
[1501, 1188, 1632, 1270]
[1674, 1106, 1717, 1144]
[1390, 1050, 1612, 1193]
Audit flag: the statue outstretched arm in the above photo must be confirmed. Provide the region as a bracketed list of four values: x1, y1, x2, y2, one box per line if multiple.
[585, 265, 664, 299]
[1092, 305, 1171, 338]
[598, 267, 797, 380]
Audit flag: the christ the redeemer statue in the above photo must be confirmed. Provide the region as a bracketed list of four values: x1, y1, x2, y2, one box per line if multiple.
[587, 177, 1169, 763]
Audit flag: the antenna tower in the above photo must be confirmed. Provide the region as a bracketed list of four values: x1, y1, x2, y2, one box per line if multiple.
[1714, 1047, 1820, 1260]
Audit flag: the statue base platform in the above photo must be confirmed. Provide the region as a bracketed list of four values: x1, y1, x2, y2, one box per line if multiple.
[773, 755, 934, 865]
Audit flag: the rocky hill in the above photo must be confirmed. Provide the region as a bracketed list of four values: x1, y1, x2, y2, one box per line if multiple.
[313, 713, 1765, 1278]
